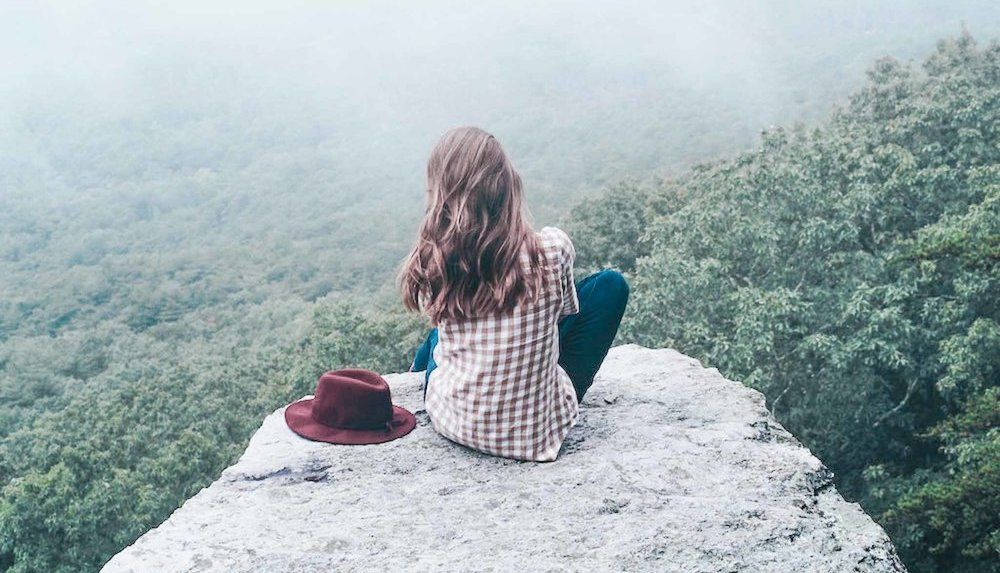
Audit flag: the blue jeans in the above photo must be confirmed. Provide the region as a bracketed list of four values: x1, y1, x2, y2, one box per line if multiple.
[411, 270, 629, 402]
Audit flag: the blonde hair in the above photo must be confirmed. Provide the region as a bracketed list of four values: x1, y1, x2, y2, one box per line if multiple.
[399, 126, 544, 324]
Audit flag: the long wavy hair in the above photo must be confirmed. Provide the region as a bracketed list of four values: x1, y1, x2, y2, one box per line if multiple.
[399, 126, 544, 324]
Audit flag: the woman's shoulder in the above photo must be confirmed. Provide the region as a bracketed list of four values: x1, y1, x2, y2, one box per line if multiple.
[537, 226, 572, 247]
[537, 226, 575, 263]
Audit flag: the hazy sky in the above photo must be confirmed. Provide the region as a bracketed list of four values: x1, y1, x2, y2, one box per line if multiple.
[3, 0, 999, 214]
[6, 1, 997, 105]
[1, 0, 999, 306]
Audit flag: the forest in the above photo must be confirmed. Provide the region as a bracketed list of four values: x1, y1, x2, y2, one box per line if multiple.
[568, 33, 999, 572]
[1, 2, 998, 572]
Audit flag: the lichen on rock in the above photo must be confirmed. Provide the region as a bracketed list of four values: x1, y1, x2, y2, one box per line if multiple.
[102, 345, 906, 572]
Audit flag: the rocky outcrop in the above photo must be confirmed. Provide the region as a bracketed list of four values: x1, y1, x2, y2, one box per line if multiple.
[102, 345, 905, 572]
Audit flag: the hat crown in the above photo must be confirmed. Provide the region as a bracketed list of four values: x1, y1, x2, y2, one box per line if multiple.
[310, 369, 393, 430]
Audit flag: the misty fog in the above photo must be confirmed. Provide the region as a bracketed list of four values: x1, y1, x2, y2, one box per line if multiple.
[5, 1, 998, 224]
[2, 1, 995, 314]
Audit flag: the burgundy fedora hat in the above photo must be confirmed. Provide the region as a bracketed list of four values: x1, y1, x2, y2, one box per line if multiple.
[284, 368, 416, 445]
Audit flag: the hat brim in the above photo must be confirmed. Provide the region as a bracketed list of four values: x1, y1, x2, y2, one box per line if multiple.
[284, 398, 416, 445]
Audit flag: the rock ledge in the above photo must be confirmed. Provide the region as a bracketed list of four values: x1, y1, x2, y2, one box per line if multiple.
[103, 345, 905, 572]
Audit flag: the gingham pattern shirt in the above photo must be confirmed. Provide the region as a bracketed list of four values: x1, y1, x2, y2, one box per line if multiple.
[424, 226, 580, 462]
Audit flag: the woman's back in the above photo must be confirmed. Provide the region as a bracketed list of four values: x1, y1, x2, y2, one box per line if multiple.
[423, 226, 580, 462]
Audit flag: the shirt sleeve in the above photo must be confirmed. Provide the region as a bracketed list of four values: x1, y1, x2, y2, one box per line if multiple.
[554, 229, 579, 318]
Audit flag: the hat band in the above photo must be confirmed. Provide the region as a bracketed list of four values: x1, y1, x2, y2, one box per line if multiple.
[310, 403, 392, 431]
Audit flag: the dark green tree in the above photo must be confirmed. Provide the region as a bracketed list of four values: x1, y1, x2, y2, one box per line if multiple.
[572, 33, 999, 572]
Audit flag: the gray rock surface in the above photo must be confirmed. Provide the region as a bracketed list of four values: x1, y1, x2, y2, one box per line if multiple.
[102, 345, 905, 572]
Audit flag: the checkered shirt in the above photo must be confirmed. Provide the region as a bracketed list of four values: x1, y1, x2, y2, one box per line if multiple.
[424, 226, 580, 462]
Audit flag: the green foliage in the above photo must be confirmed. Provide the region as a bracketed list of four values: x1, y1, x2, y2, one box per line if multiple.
[0, 302, 425, 572]
[573, 33, 999, 572]
[882, 389, 999, 570]
[562, 180, 660, 274]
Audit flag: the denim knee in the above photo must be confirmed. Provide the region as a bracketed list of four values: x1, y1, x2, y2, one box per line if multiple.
[595, 269, 630, 304]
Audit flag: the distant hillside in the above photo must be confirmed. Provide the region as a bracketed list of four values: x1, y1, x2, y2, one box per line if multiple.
[568, 32, 999, 573]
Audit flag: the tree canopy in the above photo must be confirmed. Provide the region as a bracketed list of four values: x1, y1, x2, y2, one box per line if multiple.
[570, 32, 999, 572]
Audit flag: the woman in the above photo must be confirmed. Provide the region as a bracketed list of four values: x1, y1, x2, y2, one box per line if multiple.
[399, 126, 628, 462]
